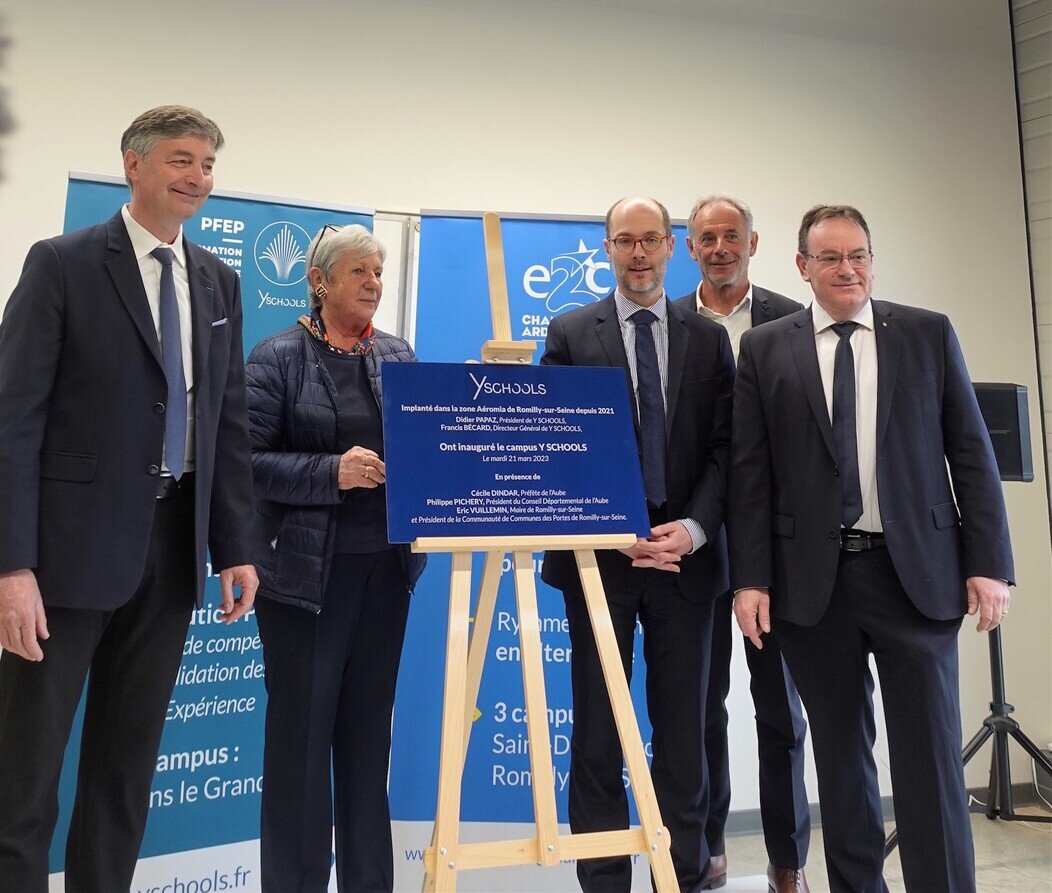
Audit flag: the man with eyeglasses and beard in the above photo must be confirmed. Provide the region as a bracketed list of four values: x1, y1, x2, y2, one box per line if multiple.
[541, 196, 734, 893]
[728, 204, 1013, 892]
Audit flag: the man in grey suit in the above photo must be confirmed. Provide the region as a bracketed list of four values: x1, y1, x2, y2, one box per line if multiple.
[674, 195, 809, 893]
[729, 204, 1013, 892]
[0, 105, 257, 892]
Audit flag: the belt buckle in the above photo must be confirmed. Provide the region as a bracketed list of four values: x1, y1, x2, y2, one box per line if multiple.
[157, 474, 179, 500]
[840, 530, 867, 552]
[840, 529, 883, 552]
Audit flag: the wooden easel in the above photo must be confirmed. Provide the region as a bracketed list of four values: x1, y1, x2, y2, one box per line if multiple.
[418, 214, 676, 892]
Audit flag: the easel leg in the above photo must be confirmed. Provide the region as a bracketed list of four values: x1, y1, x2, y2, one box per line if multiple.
[513, 550, 560, 866]
[425, 552, 473, 893]
[462, 552, 503, 749]
[574, 550, 677, 893]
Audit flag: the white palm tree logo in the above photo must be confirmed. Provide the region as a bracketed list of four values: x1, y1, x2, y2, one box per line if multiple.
[258, 225, 307, 282]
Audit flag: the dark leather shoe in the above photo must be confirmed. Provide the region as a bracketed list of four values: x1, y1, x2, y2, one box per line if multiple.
[767, 864, 810, 893]
[701, 853, 727, 889]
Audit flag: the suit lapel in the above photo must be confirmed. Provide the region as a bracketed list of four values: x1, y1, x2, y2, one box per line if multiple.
[594, 295, 637, 424]
[185, 242, 215, 396]
[665, 299, 687, 436]
[594, 297, 628, 366]
[873, 300, 900, 448]
[750, 285, 772, 326]
[789, 308, 838, 462]
[104, 215, 162, 368]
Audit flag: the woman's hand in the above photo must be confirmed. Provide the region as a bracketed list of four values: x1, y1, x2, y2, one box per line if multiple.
[338, 446, 386, 489]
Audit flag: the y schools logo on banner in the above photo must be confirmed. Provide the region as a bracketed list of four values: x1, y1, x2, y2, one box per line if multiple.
[414, 214, 699, 362]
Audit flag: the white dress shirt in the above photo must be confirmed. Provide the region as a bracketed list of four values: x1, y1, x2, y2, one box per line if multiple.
[812, 299, 881, 531]
[696, 284, 752, 363]
[121, 205, 195, 472]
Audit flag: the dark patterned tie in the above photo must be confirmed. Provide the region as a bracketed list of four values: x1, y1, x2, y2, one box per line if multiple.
[831, 321, 862, 527]
[151, 247, 187, 480]
[630, 308, 667, 507]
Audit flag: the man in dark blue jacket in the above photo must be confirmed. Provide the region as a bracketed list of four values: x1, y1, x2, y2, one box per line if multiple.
[0, 105, 256, 892]
[730, 204, 1013, 892]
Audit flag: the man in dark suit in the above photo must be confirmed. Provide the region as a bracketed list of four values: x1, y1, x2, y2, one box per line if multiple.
[0, 105, 258, 893]
[541, 196, 734, 893]
[675, 195, 810, 893]
[729, 204, 1013, 893]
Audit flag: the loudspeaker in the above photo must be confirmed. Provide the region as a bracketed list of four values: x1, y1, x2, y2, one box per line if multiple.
[972, 383, 1033, 483]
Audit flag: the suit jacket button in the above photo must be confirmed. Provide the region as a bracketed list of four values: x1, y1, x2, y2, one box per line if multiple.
[829, 528, 838, 539]
[147, 464, 160, 475]
[833, 465, 840, 477]
[153, 402, 165, 414]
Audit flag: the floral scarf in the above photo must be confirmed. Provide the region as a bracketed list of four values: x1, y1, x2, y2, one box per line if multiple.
[297, 308, 374, 356]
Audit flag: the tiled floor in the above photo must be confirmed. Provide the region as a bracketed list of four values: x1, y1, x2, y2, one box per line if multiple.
[721, 804, 1052, 892]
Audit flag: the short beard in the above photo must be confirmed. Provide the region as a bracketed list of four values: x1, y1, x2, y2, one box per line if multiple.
[617, 256, 667, 300]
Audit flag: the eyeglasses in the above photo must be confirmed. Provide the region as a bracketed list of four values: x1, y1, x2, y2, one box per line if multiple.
[610, 234, 670, 254]
[309, 223, 340, 265]
[803, 251, 873, 270]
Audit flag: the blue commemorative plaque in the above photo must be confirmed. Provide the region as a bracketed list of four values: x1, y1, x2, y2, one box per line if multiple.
[383, 363, 649, 541]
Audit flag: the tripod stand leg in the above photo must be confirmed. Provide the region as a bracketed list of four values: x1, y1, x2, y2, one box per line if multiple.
[995, 727, 1014, 818]
[1002, 726, 1052, 823]
[1006, 725, 1052, 775]
[961, 724, 994, 767]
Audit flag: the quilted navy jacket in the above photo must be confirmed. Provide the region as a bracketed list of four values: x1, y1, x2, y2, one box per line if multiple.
[245, 323, 426, 612]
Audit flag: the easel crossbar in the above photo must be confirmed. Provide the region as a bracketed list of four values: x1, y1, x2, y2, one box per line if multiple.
[423, 828, 659, 873]
[413, 534, 637, 553]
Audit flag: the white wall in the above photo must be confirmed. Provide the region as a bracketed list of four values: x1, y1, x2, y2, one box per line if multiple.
[1015, 0, 1052, 507]
[2, 0, 1048, 803]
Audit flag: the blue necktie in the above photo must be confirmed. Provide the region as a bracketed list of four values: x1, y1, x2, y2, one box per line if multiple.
[630, 308, 667, 507]
[831, 321, 862, 528]
[151, 247, 187, 480]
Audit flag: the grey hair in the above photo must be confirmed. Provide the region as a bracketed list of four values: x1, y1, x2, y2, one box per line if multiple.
[686, 194, 754, 241]
[306, 224, 387, 309]
[120, 105, 224, 186]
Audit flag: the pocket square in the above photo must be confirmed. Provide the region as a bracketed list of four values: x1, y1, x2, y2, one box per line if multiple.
[211, 317, 228, 327]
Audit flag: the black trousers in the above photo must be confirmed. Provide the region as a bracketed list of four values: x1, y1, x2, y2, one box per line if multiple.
[562, 561, 714, 893]
[0, 488, 195, 893]
[775, 548, 973, 893]
[704, 591, 810, 868]
[255, 550, 411, 893]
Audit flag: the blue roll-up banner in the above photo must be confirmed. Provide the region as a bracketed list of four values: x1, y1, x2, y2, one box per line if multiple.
[51, 175, 371, 892]
[389, 214, 701, 891]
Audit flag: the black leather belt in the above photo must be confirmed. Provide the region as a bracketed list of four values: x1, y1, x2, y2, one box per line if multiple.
[840, 528, 886, 551]
[157, 472, 194, 500]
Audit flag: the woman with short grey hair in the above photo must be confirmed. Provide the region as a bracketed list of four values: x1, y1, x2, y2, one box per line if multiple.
[245, 223, 425, 892]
